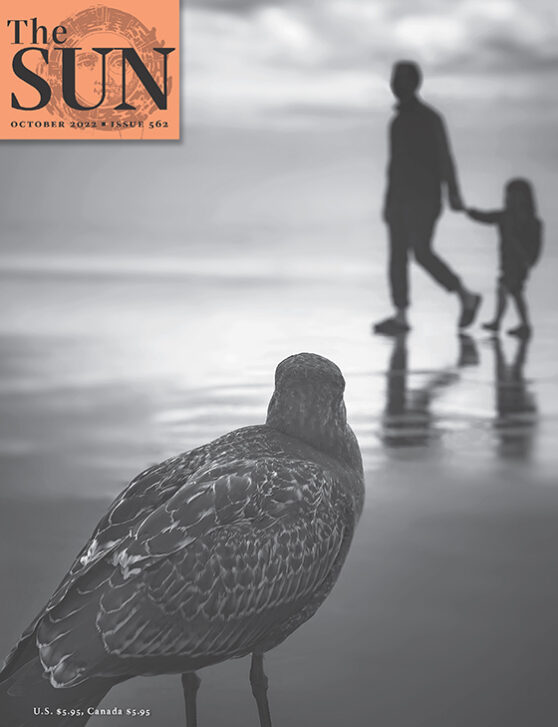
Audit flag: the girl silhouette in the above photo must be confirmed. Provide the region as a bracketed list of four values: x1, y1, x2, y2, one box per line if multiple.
[466, 178, 543, 338]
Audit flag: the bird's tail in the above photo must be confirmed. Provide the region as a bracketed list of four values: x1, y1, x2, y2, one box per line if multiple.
[0, 640, 115, 727]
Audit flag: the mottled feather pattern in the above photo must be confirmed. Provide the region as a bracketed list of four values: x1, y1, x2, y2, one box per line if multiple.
[1, 353, 365, 712]
[0, 449, 209, 678]
[28, 425, 358, 685]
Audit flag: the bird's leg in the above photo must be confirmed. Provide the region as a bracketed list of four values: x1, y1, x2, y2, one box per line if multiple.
[181, 672, 201, 727]
[250, 652, 273, 727]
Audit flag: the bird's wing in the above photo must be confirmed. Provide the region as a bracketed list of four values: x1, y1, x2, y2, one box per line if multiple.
[0, 448, 208, 679]
[37, 457, 350, 682]
[50, 448, 211, 609]
[99, 457, 348, 658]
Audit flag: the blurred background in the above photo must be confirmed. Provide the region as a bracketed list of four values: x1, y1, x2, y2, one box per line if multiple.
[1, 0, 558, 725]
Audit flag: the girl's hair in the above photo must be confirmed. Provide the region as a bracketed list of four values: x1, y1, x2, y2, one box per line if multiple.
[505, 178, 538, 218]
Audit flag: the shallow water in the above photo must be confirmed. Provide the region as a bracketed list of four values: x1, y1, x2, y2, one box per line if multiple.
[1, 258, 558, 726]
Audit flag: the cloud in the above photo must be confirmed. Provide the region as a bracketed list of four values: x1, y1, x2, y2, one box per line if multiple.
[183, 0, 558, 126]
[186, 0, 296, 15]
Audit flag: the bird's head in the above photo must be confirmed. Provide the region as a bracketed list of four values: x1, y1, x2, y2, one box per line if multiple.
[266, 353, 362, 472]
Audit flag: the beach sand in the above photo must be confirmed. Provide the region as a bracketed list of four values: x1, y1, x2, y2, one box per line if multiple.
[1, 257, 558, 726]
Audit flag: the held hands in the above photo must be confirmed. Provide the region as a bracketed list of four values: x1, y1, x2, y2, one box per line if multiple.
[383, 192, 471, 218]
[448, 189, 465, 212]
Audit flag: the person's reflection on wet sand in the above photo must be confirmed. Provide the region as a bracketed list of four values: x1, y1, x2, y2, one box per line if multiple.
[381, 334, 479, 448]
[490, 336, 537, 460]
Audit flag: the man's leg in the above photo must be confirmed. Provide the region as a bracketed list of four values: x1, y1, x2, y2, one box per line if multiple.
[374, 213, 410, 334]
[411, 212, 461, 292]
[389, 214, 410, 318]
[410, 209, 481, 328]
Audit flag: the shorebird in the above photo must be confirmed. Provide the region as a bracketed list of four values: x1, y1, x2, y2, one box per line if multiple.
[0, 353, 364, 727]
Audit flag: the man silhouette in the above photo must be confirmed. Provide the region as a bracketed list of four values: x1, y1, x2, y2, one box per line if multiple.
[374, 61, 481, 335]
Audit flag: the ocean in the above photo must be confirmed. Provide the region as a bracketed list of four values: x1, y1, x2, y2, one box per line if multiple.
[1, 122, 558, 725]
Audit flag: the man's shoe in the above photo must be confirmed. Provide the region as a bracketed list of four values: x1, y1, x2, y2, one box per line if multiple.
[458, 294, 482, 329]
[373, 317, 410, 336]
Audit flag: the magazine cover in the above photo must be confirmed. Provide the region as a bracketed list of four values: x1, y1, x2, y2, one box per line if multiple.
[0, 1, 556, 725]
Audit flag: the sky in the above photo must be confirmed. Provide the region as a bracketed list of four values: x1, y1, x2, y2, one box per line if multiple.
[185, 0, 558, 127]
[0, 0, 557, 259]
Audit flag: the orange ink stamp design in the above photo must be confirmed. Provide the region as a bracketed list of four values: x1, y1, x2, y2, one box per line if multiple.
[0, 1, 180, 140]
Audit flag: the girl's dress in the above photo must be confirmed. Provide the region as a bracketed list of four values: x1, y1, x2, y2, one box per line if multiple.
[467, 209, 543, 293]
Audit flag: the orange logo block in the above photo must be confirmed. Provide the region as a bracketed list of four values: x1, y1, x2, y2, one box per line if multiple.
[1, 1, 180, 139]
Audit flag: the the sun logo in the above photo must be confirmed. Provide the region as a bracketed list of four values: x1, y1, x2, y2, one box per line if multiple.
[2, 3, 180, 139]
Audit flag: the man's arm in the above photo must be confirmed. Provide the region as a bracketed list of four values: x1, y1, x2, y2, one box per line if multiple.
[466, 208, 502, 224]
[433, 112, 463, 210]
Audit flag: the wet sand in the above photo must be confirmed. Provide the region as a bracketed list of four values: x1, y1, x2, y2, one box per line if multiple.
[1, 266, 558, 726]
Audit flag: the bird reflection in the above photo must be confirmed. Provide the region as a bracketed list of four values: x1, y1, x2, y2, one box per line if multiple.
[381, 334, 479, 448]
[490, 336, 537, 460]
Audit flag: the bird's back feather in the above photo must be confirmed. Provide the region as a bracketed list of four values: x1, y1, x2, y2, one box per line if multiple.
[2, 425, 360, 693]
